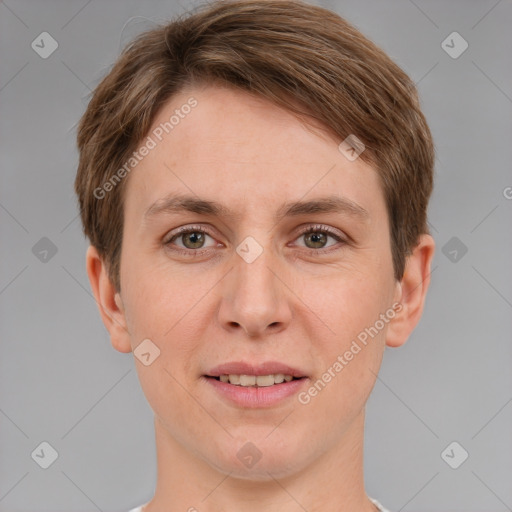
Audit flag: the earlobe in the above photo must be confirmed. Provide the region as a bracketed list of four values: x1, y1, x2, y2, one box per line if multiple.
[385, 234, 436, 348]
[85, 245, 132, 353]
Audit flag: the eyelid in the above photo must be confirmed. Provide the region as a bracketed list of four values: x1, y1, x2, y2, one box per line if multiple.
[165, 223, 345, 241]
[164, 224, 218, 245]
[164, 223, 207, 236]
[295, 223, 346, 240]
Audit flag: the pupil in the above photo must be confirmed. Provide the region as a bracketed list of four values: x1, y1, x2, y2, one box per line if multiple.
[307, 232, 326, 248]
[186, 232, 204, 248]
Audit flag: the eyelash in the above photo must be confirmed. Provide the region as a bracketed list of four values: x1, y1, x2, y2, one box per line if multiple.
[163, 224, 347, 258]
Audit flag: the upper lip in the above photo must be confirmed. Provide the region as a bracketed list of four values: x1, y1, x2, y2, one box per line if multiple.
[206, 361, 307, 378]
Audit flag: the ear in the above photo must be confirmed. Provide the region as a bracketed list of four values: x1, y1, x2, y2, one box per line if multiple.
[385, 234, 435, 348]
[85, 245, 132, 353]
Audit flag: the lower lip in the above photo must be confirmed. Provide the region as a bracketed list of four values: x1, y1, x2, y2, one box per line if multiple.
[203, 376, 308, 408]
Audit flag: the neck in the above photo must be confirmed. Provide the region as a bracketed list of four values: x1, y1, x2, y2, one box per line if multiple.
[143, 409, 378, 512]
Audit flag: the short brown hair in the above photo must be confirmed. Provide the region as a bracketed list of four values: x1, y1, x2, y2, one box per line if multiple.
[75, 0, 435, 292]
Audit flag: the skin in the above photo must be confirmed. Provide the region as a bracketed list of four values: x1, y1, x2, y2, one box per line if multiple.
[87, 84, 435, 512]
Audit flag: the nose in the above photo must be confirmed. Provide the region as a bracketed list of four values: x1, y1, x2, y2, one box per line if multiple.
[217, 245, 293, 338]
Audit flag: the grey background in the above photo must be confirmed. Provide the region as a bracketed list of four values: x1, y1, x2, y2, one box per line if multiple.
[1, 0, 511, 511]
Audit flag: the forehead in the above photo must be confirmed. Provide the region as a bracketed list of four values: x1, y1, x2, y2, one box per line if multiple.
[123, 84, 385, 225]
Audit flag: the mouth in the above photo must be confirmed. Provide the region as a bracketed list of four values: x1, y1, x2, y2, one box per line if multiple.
[203, 361, 309, 405]
[205, 373, 305, 387]
[206, 361, 307, 381]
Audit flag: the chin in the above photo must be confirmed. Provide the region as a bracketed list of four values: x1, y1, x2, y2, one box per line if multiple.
[207, 433, 312, 481]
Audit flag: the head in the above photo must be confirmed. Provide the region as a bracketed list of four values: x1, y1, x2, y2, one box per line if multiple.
[76, 0, 435, 479]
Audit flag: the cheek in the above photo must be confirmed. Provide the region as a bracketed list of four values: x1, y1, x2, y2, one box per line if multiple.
[303, 268, 392, 397]
[121, 260, 212, 379]
[302, 279, 389, 421]
[310, 265, 391, 336]
[120, 251, 187, 335]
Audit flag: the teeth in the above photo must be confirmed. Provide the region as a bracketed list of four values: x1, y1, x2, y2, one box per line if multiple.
[228, 374, 240, 385]
[218, 374, 297, 386]
[255, 375, 274, 387]
[239, 375, 256, 386]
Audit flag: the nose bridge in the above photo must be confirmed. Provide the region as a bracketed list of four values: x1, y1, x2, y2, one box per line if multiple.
[234, 235, 279, 309]
[233, 220, 276, 285]
[219, 232, 291, 336]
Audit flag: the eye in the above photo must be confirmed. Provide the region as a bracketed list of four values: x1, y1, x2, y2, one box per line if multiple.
[164, 225, 218, 254]
[163, 223, 347, 258]
[294, 224, 346, 252]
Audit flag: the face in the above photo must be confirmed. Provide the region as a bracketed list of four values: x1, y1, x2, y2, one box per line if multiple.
[113, 84, 403, 478]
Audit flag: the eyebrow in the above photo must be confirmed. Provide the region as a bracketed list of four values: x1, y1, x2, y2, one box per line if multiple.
[144, 193, 370, 223]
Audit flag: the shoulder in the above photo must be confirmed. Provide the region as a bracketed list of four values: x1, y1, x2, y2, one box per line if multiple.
[369, 496, 393, 512]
